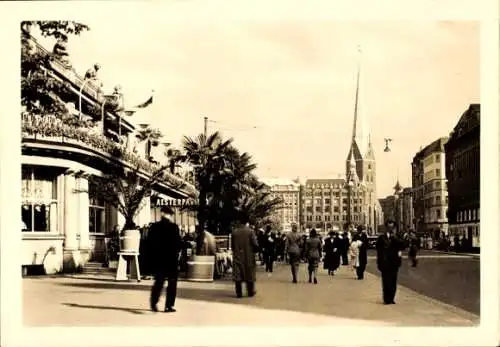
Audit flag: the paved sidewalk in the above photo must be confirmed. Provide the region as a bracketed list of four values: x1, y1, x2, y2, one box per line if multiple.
[23, 263, 479, 326]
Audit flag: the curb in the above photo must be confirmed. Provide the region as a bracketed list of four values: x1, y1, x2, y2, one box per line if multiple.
[364, 272, 480, 324]
[429, 250, 480, 259]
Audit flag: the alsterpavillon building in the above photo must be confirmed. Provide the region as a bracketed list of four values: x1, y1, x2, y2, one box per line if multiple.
[21, 27, 197, 274]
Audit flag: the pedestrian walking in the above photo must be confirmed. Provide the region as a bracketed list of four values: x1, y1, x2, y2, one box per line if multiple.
[376, 220, 405, 305]
[332, 232, 342, 272]
[285, 226, 303, 283]
[323, 231, 337, 275]
[357, 228, 368, 279]
[263, 226, 277, 275]
[305, 229, 322, 284]
[231, 213, 260, 298]
[408, 231, 419, 268]
[340, 228, 349, 265]
[149, 206, 182, 313]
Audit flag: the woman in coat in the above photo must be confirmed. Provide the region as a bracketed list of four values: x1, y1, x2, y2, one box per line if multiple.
[349, 233, 364, 280]
[305, 229, 323, 284]
[323, 231, 336, 276]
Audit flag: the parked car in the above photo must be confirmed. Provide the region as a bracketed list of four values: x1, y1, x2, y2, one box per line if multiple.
[367, 236, 378, 249]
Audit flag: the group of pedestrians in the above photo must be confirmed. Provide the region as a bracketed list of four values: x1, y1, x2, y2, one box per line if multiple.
[145, 205, 408, 311]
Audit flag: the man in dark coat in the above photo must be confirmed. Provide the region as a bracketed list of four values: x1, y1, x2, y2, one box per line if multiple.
[149, 206, 182, 313]
[357, 227, 368, 280]
[376, 220, 404, 305]
[341, 229, 350, 266]
[231, 213, 260, 298]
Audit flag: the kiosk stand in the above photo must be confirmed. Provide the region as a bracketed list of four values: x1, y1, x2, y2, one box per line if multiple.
[115, 251, 141, 282]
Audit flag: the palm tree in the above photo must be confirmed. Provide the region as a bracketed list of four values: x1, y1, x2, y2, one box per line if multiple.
[182, 131, 233, 253]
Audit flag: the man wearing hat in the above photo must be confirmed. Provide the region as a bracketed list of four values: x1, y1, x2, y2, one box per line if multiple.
[376, 219, 404, 305]
[149, 206, 182, 313]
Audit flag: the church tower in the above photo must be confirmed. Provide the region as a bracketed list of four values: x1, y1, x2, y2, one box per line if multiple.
[345, 46, 378, 232]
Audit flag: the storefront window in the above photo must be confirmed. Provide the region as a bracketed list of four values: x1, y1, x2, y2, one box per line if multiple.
[21, 166, 58, 232]
[89, 185, 105, 234]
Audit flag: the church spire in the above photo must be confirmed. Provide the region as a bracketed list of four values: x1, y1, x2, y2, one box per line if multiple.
[347, 45, 370, 160]
[347, 151, 359, 183]
[351, 45, 361, 142]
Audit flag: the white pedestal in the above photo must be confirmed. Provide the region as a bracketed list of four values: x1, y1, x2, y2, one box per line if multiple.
[116, 252, 141, 282]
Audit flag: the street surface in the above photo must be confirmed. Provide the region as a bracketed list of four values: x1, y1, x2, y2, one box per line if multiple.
[24, 260, 478, 327]
[366, 249, 480, 315]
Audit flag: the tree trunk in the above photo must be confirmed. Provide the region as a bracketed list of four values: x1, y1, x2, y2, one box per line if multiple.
[196, 189, 207, 255]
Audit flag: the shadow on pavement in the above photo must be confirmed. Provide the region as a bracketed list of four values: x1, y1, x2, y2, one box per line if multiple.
[63, 302, 147, 315]
[56, 276, 414, 325]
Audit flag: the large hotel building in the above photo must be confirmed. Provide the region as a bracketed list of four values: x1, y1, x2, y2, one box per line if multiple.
[21, 25, 196, 275]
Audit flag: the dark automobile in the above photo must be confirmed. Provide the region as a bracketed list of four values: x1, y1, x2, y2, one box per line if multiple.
[367, 236, 378, 249]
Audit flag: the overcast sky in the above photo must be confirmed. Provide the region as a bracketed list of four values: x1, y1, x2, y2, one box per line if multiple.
[32, 16, 479, 198]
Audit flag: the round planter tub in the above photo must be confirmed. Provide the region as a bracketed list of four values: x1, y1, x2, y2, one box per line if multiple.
[187, 255, 215, 282]
[120, 229, 140, 253]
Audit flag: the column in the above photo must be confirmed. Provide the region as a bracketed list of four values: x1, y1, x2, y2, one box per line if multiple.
[77, 177, 90, 251]
[62, 174, 79, 270]
[63, 175, 78, 250]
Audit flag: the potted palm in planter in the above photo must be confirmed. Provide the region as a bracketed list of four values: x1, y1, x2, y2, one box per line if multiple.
[88, 163, 170, 254]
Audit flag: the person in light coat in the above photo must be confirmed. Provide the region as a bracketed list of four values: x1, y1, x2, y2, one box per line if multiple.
[349, 234, 362, 271]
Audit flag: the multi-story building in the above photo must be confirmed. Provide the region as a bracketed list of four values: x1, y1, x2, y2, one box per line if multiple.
[378, 184, 412, 233]
[21, 25, 196, 274]
[411, 137, 449, 238]
[261, 178, 301, 232]
[445, 104, 480, 250]
[378, 195, 396, 225]
[400, 187, 414, 231]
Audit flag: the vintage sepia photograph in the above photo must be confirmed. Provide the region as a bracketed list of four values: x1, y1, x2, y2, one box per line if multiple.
[2, 1, 499, 346]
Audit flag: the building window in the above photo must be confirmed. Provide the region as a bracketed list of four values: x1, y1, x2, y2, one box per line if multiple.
[315, 206, 321, 212]
[436, 209, 441, 220]
[21, 166, 58, 233]
[325, 215, 331, 222]
[435, 154, 440, 162]
[315, 198, 321, 204]
[306, 206, 313, 212]
[315, 215, 322, 221]
[435, 196, 440, 204]
[435, 168, 441, 176]
[324, 198, 331, 204]
[89, 192, 105, 234]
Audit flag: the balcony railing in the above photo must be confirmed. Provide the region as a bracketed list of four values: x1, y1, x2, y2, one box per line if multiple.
[21, 112, 197, 198]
